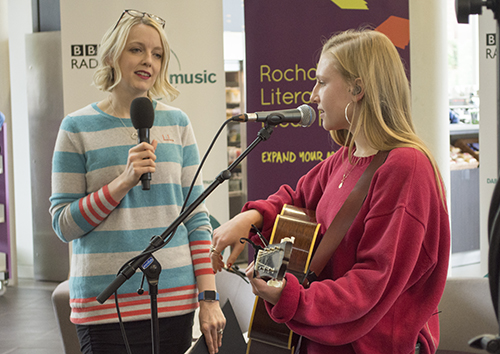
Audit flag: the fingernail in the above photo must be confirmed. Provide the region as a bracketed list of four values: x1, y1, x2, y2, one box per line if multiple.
[227, 262, 233, 268]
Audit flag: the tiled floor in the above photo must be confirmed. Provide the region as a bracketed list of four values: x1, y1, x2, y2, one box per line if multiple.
[450, 261, 485, 278]
[0, 262, 487, 354]
[0, 279, 63, 354]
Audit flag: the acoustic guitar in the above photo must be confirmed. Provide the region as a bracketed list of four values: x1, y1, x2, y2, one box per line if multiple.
[246, 204, 321, 354]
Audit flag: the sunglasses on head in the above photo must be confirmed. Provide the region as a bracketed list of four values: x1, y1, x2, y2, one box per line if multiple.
[112, 9, 166, 33]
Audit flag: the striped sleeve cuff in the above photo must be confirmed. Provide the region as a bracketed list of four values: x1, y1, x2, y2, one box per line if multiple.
[78, 185, 119, 227]
[190, 240, 213, 276]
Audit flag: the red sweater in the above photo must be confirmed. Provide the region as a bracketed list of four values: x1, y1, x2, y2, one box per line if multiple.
[244, 147, 450, 354]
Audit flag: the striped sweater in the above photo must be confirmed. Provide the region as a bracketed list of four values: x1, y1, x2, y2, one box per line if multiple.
[49, 100, 213, 325]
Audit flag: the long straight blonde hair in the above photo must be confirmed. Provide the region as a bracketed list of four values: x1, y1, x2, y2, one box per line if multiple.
[323, 29, 447, 205]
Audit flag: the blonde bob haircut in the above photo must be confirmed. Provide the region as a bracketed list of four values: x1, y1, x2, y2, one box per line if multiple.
[322, 29, 446, 204]
[93, 13, 179, 101]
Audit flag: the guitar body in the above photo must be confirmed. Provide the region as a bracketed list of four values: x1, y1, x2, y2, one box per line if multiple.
[247, 205, 321, 354]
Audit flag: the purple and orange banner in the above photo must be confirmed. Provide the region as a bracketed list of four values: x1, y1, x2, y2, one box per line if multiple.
[244, 0, 409, 201]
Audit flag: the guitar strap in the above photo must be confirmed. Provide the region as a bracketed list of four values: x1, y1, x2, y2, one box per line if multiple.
[304, 150, 390, 286]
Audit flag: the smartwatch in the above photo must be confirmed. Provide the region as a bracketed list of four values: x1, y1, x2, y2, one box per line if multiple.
[198, 290, 219, 302]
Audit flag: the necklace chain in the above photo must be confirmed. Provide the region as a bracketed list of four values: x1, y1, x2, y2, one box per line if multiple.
[108, 97, 137, 141]
[338, 158, 360, 188]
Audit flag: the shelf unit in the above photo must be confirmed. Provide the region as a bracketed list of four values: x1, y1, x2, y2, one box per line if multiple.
[225, 62, 248, 264]
[449, 123, 480, 263]
[225, 63, 247, 219]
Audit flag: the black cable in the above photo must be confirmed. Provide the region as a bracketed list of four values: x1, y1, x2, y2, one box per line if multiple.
[111, 117, 238, 350]
[223, 264, 249, 283]
[143, 117, 238, 256]
[181, 117, 237, 214]
[115, 291, 133, 354]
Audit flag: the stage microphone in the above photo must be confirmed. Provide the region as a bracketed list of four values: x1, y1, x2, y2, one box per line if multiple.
[232, 104, 316, 127]
[130, 97, 155, 190]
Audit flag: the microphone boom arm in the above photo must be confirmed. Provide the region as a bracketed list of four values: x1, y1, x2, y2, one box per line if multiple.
[96, 123, 275, 304]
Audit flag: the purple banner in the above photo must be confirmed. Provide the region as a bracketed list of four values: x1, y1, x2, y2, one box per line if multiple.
[244, 0, 409, 201]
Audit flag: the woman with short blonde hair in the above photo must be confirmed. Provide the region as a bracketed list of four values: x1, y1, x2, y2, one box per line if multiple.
[93, 11, 179, 101]
[51, 9, 225, 354]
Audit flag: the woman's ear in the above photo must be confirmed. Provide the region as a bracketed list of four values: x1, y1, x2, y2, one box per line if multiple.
[351, 78, 364, 101]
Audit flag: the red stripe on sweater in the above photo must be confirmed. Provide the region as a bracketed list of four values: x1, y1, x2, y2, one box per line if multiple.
[79, 198, 98, 227]
[191, 248, 209, 255]
[72, 293, 196, 313]
[103, 184, 119, 207]
[193, 257, 210, 265]
[70, 284, 197, 304]
[86, 194, 104, 221]
[71, 303, 197, 324]
[190, 240, 212, 247]
[195, 268, 215, 276]
[93, 190, 110, 216]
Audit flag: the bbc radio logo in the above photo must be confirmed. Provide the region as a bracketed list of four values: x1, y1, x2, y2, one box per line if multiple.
[70, 44, 99, 69]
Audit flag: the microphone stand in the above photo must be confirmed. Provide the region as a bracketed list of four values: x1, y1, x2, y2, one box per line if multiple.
[96, 123, 276, 353]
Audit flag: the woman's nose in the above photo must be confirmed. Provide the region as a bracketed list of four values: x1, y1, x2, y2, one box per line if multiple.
[142, 54, 153, 66]
[310, 84, 319, 103]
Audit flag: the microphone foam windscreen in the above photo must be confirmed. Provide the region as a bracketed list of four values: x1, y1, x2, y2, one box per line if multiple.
[130, 97, 155, 129]
[298, 104, 316, 127]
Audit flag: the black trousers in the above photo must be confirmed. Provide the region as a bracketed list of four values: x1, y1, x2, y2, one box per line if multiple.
[76, 312, 194, 354]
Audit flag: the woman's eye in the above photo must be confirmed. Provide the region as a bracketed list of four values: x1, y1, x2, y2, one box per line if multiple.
[154, 53, 162, 59]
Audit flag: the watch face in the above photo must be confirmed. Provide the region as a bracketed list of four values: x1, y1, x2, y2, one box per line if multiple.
[199, 290, 218, 301]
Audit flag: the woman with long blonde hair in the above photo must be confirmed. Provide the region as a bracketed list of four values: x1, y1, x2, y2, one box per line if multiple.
[211, 29, 450, 354]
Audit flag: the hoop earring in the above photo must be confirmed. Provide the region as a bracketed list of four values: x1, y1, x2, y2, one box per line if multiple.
[345, 102, 352, 125]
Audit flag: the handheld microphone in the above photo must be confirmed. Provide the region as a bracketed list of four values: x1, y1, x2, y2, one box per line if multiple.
[130, 97, 155, 190]
[232, 104, 316, 127]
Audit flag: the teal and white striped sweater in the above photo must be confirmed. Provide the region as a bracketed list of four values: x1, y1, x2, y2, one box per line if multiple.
[50, 100, 212, 325]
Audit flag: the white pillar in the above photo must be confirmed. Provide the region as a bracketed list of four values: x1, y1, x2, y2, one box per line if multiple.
[409, 0, 451, 270]
[409, 0, 450, 190]
[7, 0, 34, 280]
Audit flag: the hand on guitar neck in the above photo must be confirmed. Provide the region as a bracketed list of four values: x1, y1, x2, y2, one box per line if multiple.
[245, 261, 286, 305]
